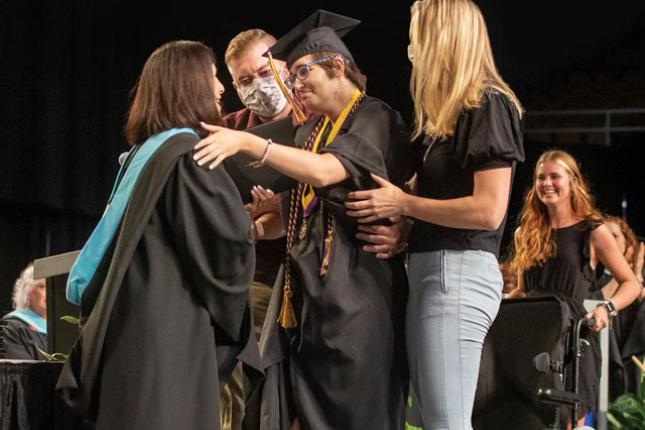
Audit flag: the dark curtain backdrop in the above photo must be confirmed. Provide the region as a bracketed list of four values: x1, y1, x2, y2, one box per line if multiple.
[1, 0, 645, 311]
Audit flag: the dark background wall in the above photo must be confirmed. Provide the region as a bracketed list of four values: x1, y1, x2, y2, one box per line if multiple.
[1, 0, 645, 312]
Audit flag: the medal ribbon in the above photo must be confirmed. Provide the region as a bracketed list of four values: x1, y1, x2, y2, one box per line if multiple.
[278, 88, 364, 329]
[300, 88, 363, 216]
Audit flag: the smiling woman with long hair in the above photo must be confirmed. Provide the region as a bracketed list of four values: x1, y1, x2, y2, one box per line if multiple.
[510, 149, 640, 424]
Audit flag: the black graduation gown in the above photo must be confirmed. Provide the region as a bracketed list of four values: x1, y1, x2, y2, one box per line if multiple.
[249, 97, 412, 430]
[0, 317, 47, 360]
[56, 132, 262, 429]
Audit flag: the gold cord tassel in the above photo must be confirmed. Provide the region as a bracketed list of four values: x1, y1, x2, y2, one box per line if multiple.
[320, 214, 335, 278]
[278, 183, 306, 330]
[278, 285, 297, 329]
[276, 95, 362, 328]
[267, 51, 307, 124]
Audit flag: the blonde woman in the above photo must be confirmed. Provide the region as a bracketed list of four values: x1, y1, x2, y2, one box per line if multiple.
[510, 150, 640, 424]
[345, 0, 524, 427]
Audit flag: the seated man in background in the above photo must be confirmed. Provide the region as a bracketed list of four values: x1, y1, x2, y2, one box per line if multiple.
[1, 263, 47, 359]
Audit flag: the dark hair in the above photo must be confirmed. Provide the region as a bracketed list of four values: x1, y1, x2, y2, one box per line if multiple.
[125, 40, 223, 146]
[312, 51, 367, 92]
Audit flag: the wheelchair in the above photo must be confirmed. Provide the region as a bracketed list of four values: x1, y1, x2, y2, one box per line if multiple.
[473, 296, 599, 430]
[406, 297, 600, 430]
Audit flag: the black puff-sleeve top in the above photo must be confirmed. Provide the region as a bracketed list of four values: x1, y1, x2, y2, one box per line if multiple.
[407, 91, 524, 257]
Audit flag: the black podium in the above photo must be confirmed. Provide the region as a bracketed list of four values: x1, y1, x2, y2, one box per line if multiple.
[33, 251, 80, 355]
[0, 360, 80, 430]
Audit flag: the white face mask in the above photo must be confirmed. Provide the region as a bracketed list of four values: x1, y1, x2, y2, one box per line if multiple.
[238, 75, 288, 118]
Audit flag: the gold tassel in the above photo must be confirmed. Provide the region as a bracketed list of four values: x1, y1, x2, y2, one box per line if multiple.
[320, 214, 335, 278]
[632, 355, 645, 373]
[278, 285, 297, 328]
[267, 51, 307, 124]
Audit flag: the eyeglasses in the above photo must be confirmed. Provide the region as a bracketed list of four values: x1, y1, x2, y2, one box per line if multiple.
[284, 55, 342, 89]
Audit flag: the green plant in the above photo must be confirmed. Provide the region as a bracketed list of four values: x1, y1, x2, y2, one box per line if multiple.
[405, 395, 423, 430]
[60, 315, 80, 325]
[34, 315, 80, 362]
[35, 346, 68, 362]
[607, 356, 645, 430]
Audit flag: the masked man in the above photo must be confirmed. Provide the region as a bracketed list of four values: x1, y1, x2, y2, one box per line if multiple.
[219, 29, 291, 430]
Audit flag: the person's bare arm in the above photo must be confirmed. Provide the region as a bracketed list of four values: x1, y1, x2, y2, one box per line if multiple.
[356, 217, 413, 259]
[254, 211, 285, 240]
[346, 168, 512, 231]
[194, 124, 348, 187]
[586, 224, 641, 331]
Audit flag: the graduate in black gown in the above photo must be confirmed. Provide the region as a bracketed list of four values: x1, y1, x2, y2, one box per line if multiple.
[194, 11, 412, 430]
[56, 41, 261, 430]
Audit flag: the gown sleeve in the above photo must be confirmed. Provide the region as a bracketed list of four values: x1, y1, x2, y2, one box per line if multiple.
[159, 153, 255, 343]
[453, 91, 525, 171]
[1, 319, 44, 360]
[316, 98, 414, 220]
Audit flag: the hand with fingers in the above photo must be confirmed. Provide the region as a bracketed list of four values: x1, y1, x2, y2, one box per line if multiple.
[356, 216, 411, 259]
[193, 122, 255, 169]
[345, 173, 407, 224]
[245, 186, 278, 218]
[503, 288, 526, 299]
[585, 305, 610, 332]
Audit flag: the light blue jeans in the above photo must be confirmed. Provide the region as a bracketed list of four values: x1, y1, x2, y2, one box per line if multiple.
[406, 250, 502, 430]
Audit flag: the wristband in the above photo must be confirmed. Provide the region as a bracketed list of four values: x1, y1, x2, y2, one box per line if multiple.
[597, 300, 618, 318]
[246, 139, 272, 168]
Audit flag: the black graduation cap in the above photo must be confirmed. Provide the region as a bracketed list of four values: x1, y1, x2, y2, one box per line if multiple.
[266, 10, 361, 66]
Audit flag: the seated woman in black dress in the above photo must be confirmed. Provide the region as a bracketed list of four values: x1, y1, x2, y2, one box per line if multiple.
[508, 149, 641, 425]
[590, 215, 645, 399]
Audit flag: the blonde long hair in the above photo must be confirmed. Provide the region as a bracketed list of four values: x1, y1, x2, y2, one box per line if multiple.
[513, 150, 604, 272]
[409, 0, 523, 140]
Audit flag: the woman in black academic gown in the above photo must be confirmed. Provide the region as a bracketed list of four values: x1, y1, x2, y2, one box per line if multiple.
[194, 10, 411, 430]
[57, 41, 261, 430]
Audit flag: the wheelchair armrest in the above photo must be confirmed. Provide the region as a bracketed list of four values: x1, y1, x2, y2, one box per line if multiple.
[537, 388, 582, 407]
